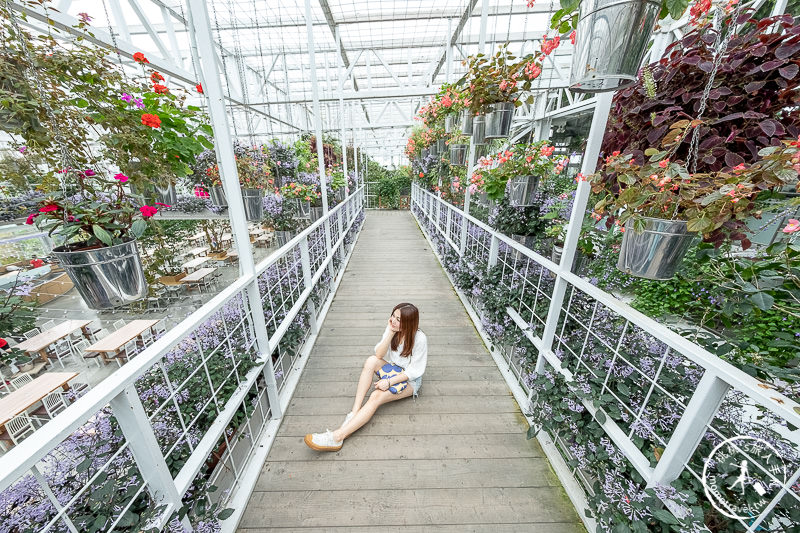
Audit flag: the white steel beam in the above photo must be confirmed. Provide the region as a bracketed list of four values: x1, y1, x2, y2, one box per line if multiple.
[127, 0, 172, 61]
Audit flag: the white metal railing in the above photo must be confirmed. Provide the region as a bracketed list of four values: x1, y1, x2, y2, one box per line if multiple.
[0, 188, 366, 532]
[412, 183, 800, 531]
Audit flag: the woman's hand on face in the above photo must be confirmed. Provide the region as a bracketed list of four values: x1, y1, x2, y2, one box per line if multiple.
[388, 317, 400, 332]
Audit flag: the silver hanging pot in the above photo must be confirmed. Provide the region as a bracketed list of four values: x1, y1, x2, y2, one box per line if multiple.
[309, 206, 324, 221]
[241, 188, 265, 221]
[52, 238, 147, 310]
[430, 143, 439, 157]
[445, 115, 455, 133]
[472, 114, 487, 145]
[484, 102, 515, 139]
[293, 199, 311, 218]
[617, 217, 695, 280]
[209, 186, 228, 208]
[276, 230, 295, 247]
[436, 139, 447, 152]
[461, 110, 474, 135]
[570, 0, 661, 93]
[449, 144, 468, 166]
[335, 188, 346, 203]
[155, 183, 177, 205]
[507, 175, 541, 207]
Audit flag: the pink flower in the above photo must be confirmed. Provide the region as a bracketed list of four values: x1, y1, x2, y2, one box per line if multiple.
[139, 205, 158, 218]
[783, 219, 800, 234]
[658, 159, 669, 168]
[569, 30, 576, 45]
[468, 184, 478, 194]
[114, 173, 129, 183]
[25, 213, 38, 225]
[732, 163, 746, 172]
[155, 202, 171, 207]
[77, 12, 91, 23]
[18, 146, 26, 154]
[81, 168, 96, 177]
[39, 204, 59, 213]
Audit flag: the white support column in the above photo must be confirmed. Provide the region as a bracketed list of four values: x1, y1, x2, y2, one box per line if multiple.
[478, 0, 490, 52]
[110, 386, 191, 529]
[445, 18, 453, 83]
[336, 26, 348, 184]
[108, 0, 131, 42]
[160, 5, 182, 64]
[647, 373, 730, 487]
[299, 237, 319, 335]
[186, 0, 282, 418]
[534, 91, 614, 374]
[303, 0, 330, 213]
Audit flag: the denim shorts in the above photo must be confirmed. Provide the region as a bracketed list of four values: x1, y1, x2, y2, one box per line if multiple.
[410, 376, 422, 397]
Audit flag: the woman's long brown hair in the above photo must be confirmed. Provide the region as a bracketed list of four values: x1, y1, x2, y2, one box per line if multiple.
[390, 303, 419, 357]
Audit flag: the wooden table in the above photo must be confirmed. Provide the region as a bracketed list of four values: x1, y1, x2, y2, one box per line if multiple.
[187, 246, 209, 257]
[249, 227, 266, 236]
[0, 372, 78, 433]
[181, 256, 209, 271]
[254, 233, 274, 248]
[181, 267, 216, 284]
[188, 232, 207, 242]
[85, 320, 159, 363]
[15, 320, 92, 364]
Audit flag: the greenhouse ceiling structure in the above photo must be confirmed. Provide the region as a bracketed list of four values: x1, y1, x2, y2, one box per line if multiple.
[9, 0, 588, 166]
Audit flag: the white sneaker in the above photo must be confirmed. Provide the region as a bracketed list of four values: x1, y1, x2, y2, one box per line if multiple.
[304, 429, 343, 451]
[343, 411, 354, 425]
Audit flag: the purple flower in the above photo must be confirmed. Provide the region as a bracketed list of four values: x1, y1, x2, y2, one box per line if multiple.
[121, 92, 132, 103]
[134, 98, 145, 109]
[18, 146, 26, 154]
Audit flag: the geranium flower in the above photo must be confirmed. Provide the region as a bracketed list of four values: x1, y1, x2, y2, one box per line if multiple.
[133, 52, 149, 64]
[569, 30, 576, 45]
[141, 113, 161, 128]
[25, 213, 38, 225]
[196, 83, 203, 93]
[81, 169, 96, 177]
[658, 159, 669, 168]
[139, 205, 158, 218]
[783, 219, 800, 233]
[30, 258, 44, 268]
[419, 172, 424, 178]
[114, 173, 129, 182]
[151, 71, 164, 82]
[153, 84, 169, 94]
[39, 204, 59, 213]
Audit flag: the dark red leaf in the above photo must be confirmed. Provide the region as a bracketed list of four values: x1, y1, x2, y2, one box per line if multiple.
[775, 42, 800, 60]
[741, 238, 752, 250]
[646, 125, 668, 145]
[701, 33, 718, 45]
[725, 152, 745, 168]
[713, 101, 726, 112]
[702, 155, 717, 165]
[779, 64, 799, 79]
[716, 112, 743, 123]
[699, 60, 715, 72]
[700, 136, 724, 150]
[761, 59, 787, 72]
[759, 120, 776, 137]
[749, 44, 768, 57]
[743, 110, 768, 119]
[725, 95, 745, 106]
[744, 80, 766, 93]
[736, 13, 751, 25]
[683, 55, 701, 65]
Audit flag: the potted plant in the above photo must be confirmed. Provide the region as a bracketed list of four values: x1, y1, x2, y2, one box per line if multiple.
[267, 139, 299, 190]
[591, 128, 800, 279]
[459, 44, 541, 139]
[481, 142, 566, 205]
[329, 165, 347, 203]
[548, 0, 693, 92]
[234, 142, 271, 222]
[280, 181, 318, 221]
[264, 194, 300, 246]
[490, 197, 548, 253]
[448, 134, 470, 166]
[192, 149, 227, 208]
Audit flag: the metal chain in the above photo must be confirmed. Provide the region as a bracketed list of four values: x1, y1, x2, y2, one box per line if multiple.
[686, 1, 744, 172]
[100, 0, 128, 84]
[227, 0, 254, 139]
[211, 0, 239, 137]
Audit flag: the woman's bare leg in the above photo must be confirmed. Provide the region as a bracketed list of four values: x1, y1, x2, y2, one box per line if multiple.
[351, 355, 383, 414]
[334, 384, 413, 441]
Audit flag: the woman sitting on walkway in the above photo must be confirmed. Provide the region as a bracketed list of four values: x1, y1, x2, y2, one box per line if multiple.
[305, 302, 428, 451]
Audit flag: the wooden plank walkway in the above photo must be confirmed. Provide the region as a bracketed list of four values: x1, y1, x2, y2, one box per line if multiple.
[239, 210, 584, 532]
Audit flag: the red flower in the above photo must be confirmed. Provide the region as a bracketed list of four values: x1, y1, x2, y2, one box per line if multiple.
[141, 113, 161, 128]
[569, 30, 576, 45]
[25, 213, 39, 225]
[151, 71, 164, 82]
[196, 83, 203, 94]
[133, 52, 149, 64]
[419, 172, 424, 177]
[155, 202, 171, 207]
[30, 259, 44, 268]
[39, 204, 59, 213]
[153, 84, 169, 94]
[139, 205, 158, 218]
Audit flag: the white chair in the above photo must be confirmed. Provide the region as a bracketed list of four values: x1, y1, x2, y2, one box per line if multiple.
[72, 339, 101, 368]
[33, 392, 68, 419]
[23, 328, 41, 339]
[122, 339, 138, 361]
[10, 374, 33, 390]
[68, 376, 91, 397]
[112, 319, 126, 331]
[86, 319, 103, 336]
[6, 414, 37, 444]
[138, 328, 154, 348]
[155, 319, 167, 337]
[49, 339, 73, 368]
[39, 320, 56, 330]
[93, 328, 110, 341]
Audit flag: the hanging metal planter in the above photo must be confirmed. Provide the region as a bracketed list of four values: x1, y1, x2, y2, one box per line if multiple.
[445, 115, 455, 133]
[461, 110, 474, 135]
[276, 230, 295, 247]
[507, 175, 541, 207]
[472, 114, 487, 145]
[449, 144, 468, 166]
[309, 206, 324, 221]
[52, 239, 147, 310]
[421, 148, 430, 159]
[335, 187, 346, 203]
[484, 102, 515, 139]
[293, 199, 311, 219]
[209, 186, 228, 208]
[241, 188, 265, 221]
[155, 183, 177, 206]
[430, 143, 439, 158]
[570, 0, 661, 93]
[617, 217, 695, 280]
[436, 138, 447, 153]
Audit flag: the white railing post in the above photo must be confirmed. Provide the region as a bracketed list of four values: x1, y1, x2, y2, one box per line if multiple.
[459, 140, 478, 256]
[488, 234, 500, 269]
[299, 236, 320, 335]
[109, 386, 191, 529]
[647, 373, 730, 487]
[534, 91, 614, 374]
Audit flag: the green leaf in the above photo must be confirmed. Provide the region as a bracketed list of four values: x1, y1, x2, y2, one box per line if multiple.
[130, 219, 147, 238]
[594, 409, 607, 424]
[92, 225, 113, 246]
[749, 292, 775, 311]
[217, 508, 235, 520]
[526, 425, 539, 439]
[652, 509, 680, 525]
[664, 0, 689, 20]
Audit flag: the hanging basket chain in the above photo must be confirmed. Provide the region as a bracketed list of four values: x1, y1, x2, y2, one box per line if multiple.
[685, 1, 745, 173]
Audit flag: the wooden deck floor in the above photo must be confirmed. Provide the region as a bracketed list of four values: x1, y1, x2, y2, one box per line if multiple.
[238, 210, 584, 532]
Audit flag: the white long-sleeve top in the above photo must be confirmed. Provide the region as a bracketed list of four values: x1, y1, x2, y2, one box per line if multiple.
[373, 325, 428, 381]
